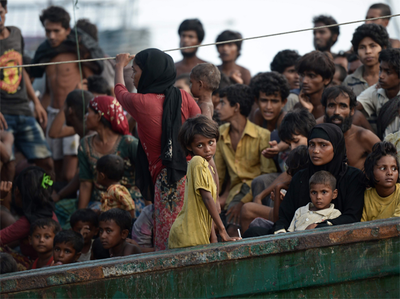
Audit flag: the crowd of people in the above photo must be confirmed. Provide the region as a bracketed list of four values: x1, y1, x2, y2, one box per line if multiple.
[0, 0, 399, 275]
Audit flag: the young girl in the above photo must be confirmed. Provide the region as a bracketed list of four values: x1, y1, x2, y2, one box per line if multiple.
[168, 115, 240, 249]
[0, 167, 58, 259]
[362, 141, 400, 221]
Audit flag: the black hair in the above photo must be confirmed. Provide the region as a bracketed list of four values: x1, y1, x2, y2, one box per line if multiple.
[249, 72, 290, 101]
[285, 145, 309, 176]
[91, 238, 110, 260]
[178, 115, 219, 155]
[313, 15, 340, 37]
[379, 48, 400, 75]
[278, 109, 316, 143]
[12, 167, 54, 219]
[66, 90, 93, 120]
[30, 218, 61, 236]
[191, 63, 221, 91]
[369, 3, 392, 19]
[363, 141, 400, 188]
[86, 75, 112, 96]
[0, 253, 17, 275]
[351, 24, 390, 53]
[219, 84, 253, 117]
[309, 170, 337, 190]
[296, 51, 335, 83]
[270, 50, 301, 74]
[178, 19, 205, 43]
[39, 6, 70, 29]
[76, 18, 98, 41]
[216, 30, 243, 58]
[99, 208, 132, 232]
[212, 73, 232, 96]
[175, 73, 190, 86]
[70, 208, 99, 228]
[347, 53, 359, 63]
[333, 51, 348, 59]
[334, 64, 347, 83]
[321, 85, 357, 109]
[96, 154, 125, 182]
[0, 1, 7, 9]
[54, 230, 84, 253]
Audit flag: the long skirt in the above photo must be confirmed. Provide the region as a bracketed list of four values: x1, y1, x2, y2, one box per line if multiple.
[153, 168, 186, 251]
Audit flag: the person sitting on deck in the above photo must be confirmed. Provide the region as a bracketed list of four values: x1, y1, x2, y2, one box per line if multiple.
[214, 84, 277, 237]
[362, 142, 400, 222]
[52, 230, 83, 266]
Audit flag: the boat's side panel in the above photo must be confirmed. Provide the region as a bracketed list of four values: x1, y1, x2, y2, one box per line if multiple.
[3, 237, 399, 298]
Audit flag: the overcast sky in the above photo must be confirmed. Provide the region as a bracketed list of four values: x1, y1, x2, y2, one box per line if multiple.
[7, 0, 400, 75]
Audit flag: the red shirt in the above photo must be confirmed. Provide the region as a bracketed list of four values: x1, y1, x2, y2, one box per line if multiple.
[0, 212, 59, 259]
[115, 84, 201, 183]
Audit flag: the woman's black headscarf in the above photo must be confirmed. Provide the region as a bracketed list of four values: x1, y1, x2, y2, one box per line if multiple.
[307, 123, 348, 184]
[134, 49, 187, 201]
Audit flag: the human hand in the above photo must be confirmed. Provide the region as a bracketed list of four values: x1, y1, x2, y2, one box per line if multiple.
[305, 223, 318, 230]
[226, 202, 244, 225]
[0, 112, 8, 130]
[51, 191, 61, 203]
[219, 229, 241, 242]
[116, 53, 135, 68]
[279, 189, 286, 201]
[230, 70, 243, 84]
[298, 90, 313, 113]
[80, 225, 91, 239]
[50, 260, 63, 267]
[0, 181, 12, 199]
[34, 103, 48, 129]
[262, 141, 279, 158]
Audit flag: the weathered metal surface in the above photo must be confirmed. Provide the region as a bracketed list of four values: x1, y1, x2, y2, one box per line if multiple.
[1, 218, 399, 298]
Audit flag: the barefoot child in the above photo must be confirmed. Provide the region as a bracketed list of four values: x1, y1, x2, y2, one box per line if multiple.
[96, 155, 136, 218]
[70, 209, 99, 262]
[168, 115, 240, 249]
[362, 142, 400, 221]
[286, 171, 341, 232]
[53, 230, 84, 266]
[29, 219, 61, 269]
[190, 63, 221, 120]
[98, 209, 142, 257]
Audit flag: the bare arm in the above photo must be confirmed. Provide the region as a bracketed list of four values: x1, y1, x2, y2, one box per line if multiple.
[253, 172, 291, 204]
[52, 173, 80, 202]
[78, 181, 93, 209]
[23, 69, 47, 128]
[115, 54, 134, 86]
[48, 109, 76, 138]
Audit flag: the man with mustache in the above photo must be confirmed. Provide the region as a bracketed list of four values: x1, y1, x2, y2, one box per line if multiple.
[312, 15, 339, 56]
[317, 86, 379, 170]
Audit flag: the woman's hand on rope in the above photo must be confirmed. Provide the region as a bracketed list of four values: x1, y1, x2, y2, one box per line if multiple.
[116, 53, 135, 68]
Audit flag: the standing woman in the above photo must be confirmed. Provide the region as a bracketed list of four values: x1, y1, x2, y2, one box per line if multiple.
[114, 49, 200, 250]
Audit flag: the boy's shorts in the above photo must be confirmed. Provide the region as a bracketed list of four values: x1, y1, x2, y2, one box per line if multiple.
[4, 114, 51, 161]
[46, 106, 80, 160]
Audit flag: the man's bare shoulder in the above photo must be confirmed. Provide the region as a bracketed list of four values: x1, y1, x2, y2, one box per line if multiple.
[316, 115, 324, 124]
[390, 38, 400, 49]
[124, 242, 142, 256]
[352, 125, 380, 145]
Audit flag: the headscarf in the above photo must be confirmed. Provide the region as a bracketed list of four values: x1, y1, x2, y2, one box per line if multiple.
[134, 48, 187, 185]
[89, 96, 130, 136]
[307, 123, 348, 183]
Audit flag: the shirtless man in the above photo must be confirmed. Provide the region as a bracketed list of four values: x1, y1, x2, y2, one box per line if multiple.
[317, 85, 379, 170]
[174, 19, 207, 78]
[32, 6, 95, 182]
[215, 30, 251, 85]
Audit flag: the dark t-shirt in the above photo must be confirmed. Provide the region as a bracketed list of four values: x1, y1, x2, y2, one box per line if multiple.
[0, 26, 32, 116]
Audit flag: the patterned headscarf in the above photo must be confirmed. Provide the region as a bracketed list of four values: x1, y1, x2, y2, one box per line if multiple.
[89, 96, 131, 135]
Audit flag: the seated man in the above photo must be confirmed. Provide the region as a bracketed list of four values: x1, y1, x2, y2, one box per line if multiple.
[270, 49, 301, 112]
[215, 84, 277, 237]
[215, 30, 251, 85]
[317, 86, 380, 170]
[365, 3, 400, 48]
[357, 48, 400, 138]
[343, 24, 390, 96]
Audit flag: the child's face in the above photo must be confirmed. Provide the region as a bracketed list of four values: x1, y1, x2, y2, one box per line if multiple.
[373, 155, 399, 189]
[187, 134, 217, 162]
[310, 183, 337, 210]
[189, 74, 202, 98]
[257, 91, 287, 122]
[99, 220, 127, 250]
[53, 242, 80, 265]
[216, 96, 236, 122]
[285, 134, 308, 150]
[29, 226, 56, 254]
[379, 61, 400, 91]
[72, 221, 98, 245]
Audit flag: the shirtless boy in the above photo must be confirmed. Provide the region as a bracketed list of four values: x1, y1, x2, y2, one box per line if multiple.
[175, 19, 207, 77]
[317, 86, 380, 170]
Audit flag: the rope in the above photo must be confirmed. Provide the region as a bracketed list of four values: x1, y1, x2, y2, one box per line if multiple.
[2, 13, 400, 70]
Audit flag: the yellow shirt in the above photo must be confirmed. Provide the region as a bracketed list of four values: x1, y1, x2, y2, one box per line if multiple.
[361, 183, 400, 222]
[215, 120, 277, 207]
[168, 156, 217, 249]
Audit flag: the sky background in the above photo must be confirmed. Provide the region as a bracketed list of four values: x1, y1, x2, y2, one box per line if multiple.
[6, 0, 400, 75]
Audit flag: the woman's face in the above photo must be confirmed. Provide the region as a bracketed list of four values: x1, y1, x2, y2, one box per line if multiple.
[131, 61, 142, 89]
[308, 138, 334, 166]
[85, 107, 100, 131]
